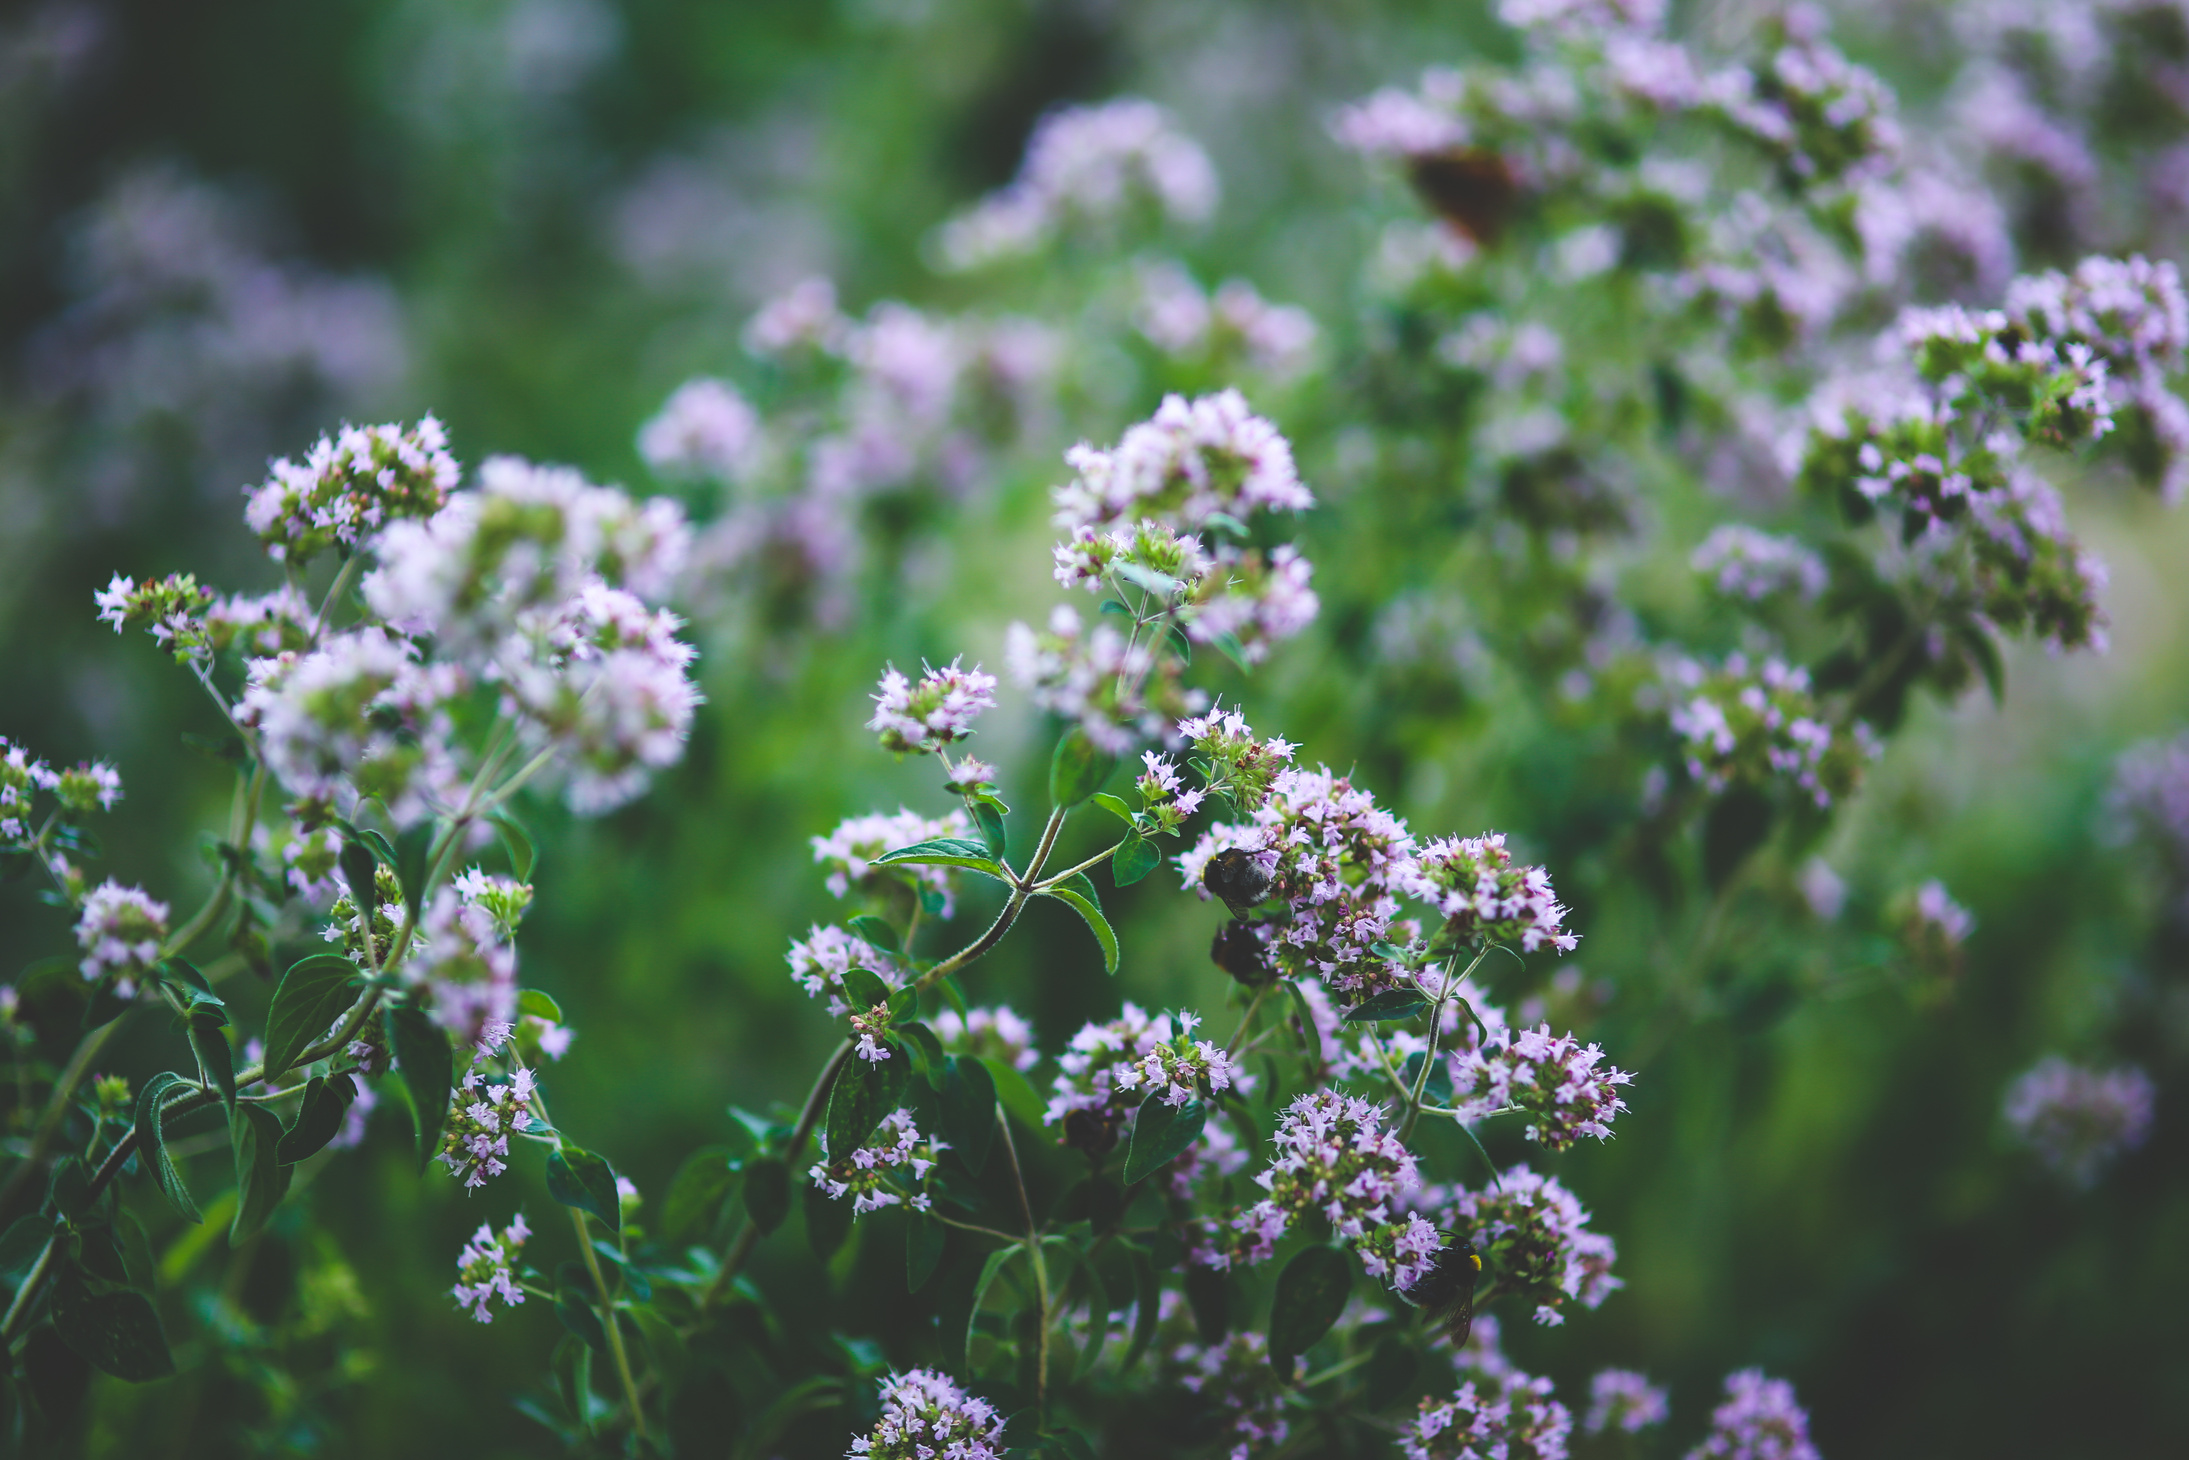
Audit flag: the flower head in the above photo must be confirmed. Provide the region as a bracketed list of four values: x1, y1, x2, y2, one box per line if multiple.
[75, 882, 169, 996]
[866, 658, 997, 755]
[451, 1211, 530, 1323]
[1586, 1369, 1669, 1435]
[810, 1109, 945, 1216]
[847, 1369, 1006, 1460]
[2003, 1057, 2155, 1187]
[244, 417, 458, 563]
[933, 1005, 1040, 1071]
[1448, 1024, 1631, 1149]
[1444, 1165, 1620, 1324]
[1686, 1370, 1819, 1460]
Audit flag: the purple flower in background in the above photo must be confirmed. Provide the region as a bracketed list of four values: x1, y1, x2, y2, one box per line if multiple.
[2003, 1057, 2156, 1188]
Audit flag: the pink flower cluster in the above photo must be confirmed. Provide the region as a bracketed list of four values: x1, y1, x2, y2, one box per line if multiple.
[1447, 1023, 1631, 1150]
[809, 1109, 941, 1216]
[1686, 1370, 1820, 1460]
[1443, 1165, 1620, 1325]
[438, 1067, 539, 1190]
[450, 1212, 530, 1324]
[849, 1368, 1007, 1460]
[866, 658, 996, 755]
[1405, 834, 1579, 954]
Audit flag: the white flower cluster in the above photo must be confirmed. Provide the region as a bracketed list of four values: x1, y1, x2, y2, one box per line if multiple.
[450, 1211, 530, 1324]
[1404, 833, 1579, 955]
[243, 416, 459, 563]
[1110, 1011, 1245, 1108]
[932, 1004, 1039, 1071]
[1047, 1004, 1234, 1126]
[637, 376, 762, 484]
[1586, 1368, 1670, 1435]
[1442, 1165, 1620, 1325]
[811, 806, 973, 918]
[74, 881, 169, 994]
[936, 98, 1218, 270]
[1663, 654, 1876, 809]
[1210, 1091, 1442, 1292]
[1447, 1024, 1632, 1150]
[400, 873, 528, 1042]
[1685, 1370, 1820, 1460]
[809, 1108, 941, 1215]
[1052, 389, 1312, 538]
[438, 1065, 539, 1190]
[787, 924, 907, 1017]
[1692, 525, 1828, 602]
[2003, 1057, 2156, 1188]
[866, 659, 996, 756]
[848, 1368, 1006, 1460]
[1130, 260, 1319, 378]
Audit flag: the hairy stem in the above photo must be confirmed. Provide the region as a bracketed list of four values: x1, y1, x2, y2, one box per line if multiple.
[574, 1204, 648, 1442]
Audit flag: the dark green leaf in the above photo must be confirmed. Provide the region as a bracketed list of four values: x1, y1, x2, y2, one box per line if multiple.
[554, 1288, 608, 1354]
[1267, 1245, 1352, 1378]
[1342, 988, 1429, 1023]
[841, 967, 892, 1012]
[357, 829, 398, 868]
[263, 954, 362, 1080]
[873, 839, 1010, 881]
[492, 812, 536, 881]
[847, 915, 902, 956]
[1049, 727, 1117, 809]
[0, 1216, 51, 1279]
[826, 1047, 907, 1159]
[907, 1213, 945, 1292]
[980, 1055, 1048, 1132]
[965, 1245, 1023, 1364]
[971, 801, 1008, 859]
[157, 959, 226, 1026]
[1282, 980, 1323, 1065]
[632, 1305, 689, 1396]
[275, 1074, 356, 1164]
[592, 1239, 653, 1302]
[518, 988, 562, 1023]
[1089, 792, 1138, 827]
[1123, 1094, 1205, 1186]
[229, 1103, 291, 1244]
[43, 1156, 93, 1224]
[1110, 833, 1159, 888]
[741, 1158, 791, 1234]
[1363, 1331, 1420, 1410]
[662, 1146, 737, 1244]
[188, 1021, 235, 1114]
[1120, 1246, 1160, 1372]
[939, 1056, 998, 1175]
[395, 821, 435, 923]
[387, 1005, 452, 1174]
[1184, 1265, 1230, 1345]
[50, 1268, 174, 1382]
[938, 974, 970, 1022]
[77, 1224, 130, 1286]
[1040, 873, 1118, 974]
[132, 1074, 200, 1224]
[1072, 1266, 1114, 1380]
[547, 1145, 622, 1233]
[339, 841, 379, 925]
[804, 1179, 851, 1258]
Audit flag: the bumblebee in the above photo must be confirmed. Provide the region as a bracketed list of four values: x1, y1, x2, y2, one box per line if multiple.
[1405, 149, 1518, 246]
[1407, 1239, 1481, 1349]
[1201, 847, 1273, 916]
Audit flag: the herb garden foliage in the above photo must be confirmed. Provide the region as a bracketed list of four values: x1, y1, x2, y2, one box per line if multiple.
[1, 0, 2186, 1455]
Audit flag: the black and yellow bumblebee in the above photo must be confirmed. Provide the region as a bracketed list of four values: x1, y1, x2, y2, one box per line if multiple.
[1407, 1239, 1482, 1349]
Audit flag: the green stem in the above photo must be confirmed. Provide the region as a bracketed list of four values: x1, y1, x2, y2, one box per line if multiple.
[574, 1204, 648, 1442]
[995, 1109, 1047, 1416]
[1224, 984, 1273, 1058]
[1031, 839, 1126, 891]
[700, 1038, 856, 1311]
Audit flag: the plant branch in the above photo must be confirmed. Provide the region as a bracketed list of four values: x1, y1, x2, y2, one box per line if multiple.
[573, 1204, 649, 1442]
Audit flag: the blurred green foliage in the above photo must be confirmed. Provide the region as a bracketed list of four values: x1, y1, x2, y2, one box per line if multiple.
[1, 0, 2186, 1455]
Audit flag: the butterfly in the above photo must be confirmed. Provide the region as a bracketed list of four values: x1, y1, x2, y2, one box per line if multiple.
[1408, 1239, 1482, 1349]
[1406, 149, 1518, 246]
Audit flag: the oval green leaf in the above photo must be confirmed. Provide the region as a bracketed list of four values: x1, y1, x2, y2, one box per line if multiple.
[1267, 1244, 1352, 1379]
[1049, 726, 1118, 809]
[263, 954, 362, 1080]
[1123, 1093, 1206, 1186]
[387, 1005, 452, 1174]
[547, 1144, 622, 1233]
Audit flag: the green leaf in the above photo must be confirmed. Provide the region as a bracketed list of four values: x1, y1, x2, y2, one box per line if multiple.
[1120, 1245, 1160, 1372]
[229, 1103, 291, 1244]
[898, 1019, 944, 1075]
[133, 1073, 200, 1224]
[939, 1056, 998, 1175]
[938, 974, 970, 1022]
[826, 1047, 908, 1159]
[591, 1238, 653, 1302]
[50, 1268, 174, 1382]
[187, 1021, 235, 1114]
[263, 954, 362, 1080]
[339, 841, 379, 925]
[1049, 727, 1117, 809]
[965, 1245, 1024, 1364]
[0, 1216, 50, 1279]
[971, 800, 1008, 859]
[1282, 980, 1323, 1065]
[979, 1055, 1048, 1132]
[1267, 1245, 1352, 1379]
[518, 988, 562, 1023]
[547, 1145, 622, 1233]
[275, 1074, 356, 1165]
[43, 1155, 94, 1224]
[1039, 873, 1118, 974]
[841, 967, 892, 1012]
[847, 915, 902, 956]
[741, 1157, 791, 1235]
[1111, 833, 1159, 888]
[1341, 988, 1429, 1023]
[662, 1146, 737, 1244]
[873, 838, 1010, 881]
[492, 812, 536, 881]
[1123, 1094, 1206, 1186]
[1089, 792, 1138, 827]
[907, 1213, 946, 1292]
[804, 1180, 851, 1259]
[386, 1005, 452, 1174]
[632, 1305, 689, 1396]
[395, 821, 435, 923]
[555, 1287, 608, 1354]
[157, 959, 227, 1026]
[1185, 1264, 1230, 1345]
[357, 829, 397, 867]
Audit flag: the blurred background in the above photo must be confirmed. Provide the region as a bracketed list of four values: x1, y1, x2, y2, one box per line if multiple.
[1, 0, 2186, 1455]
